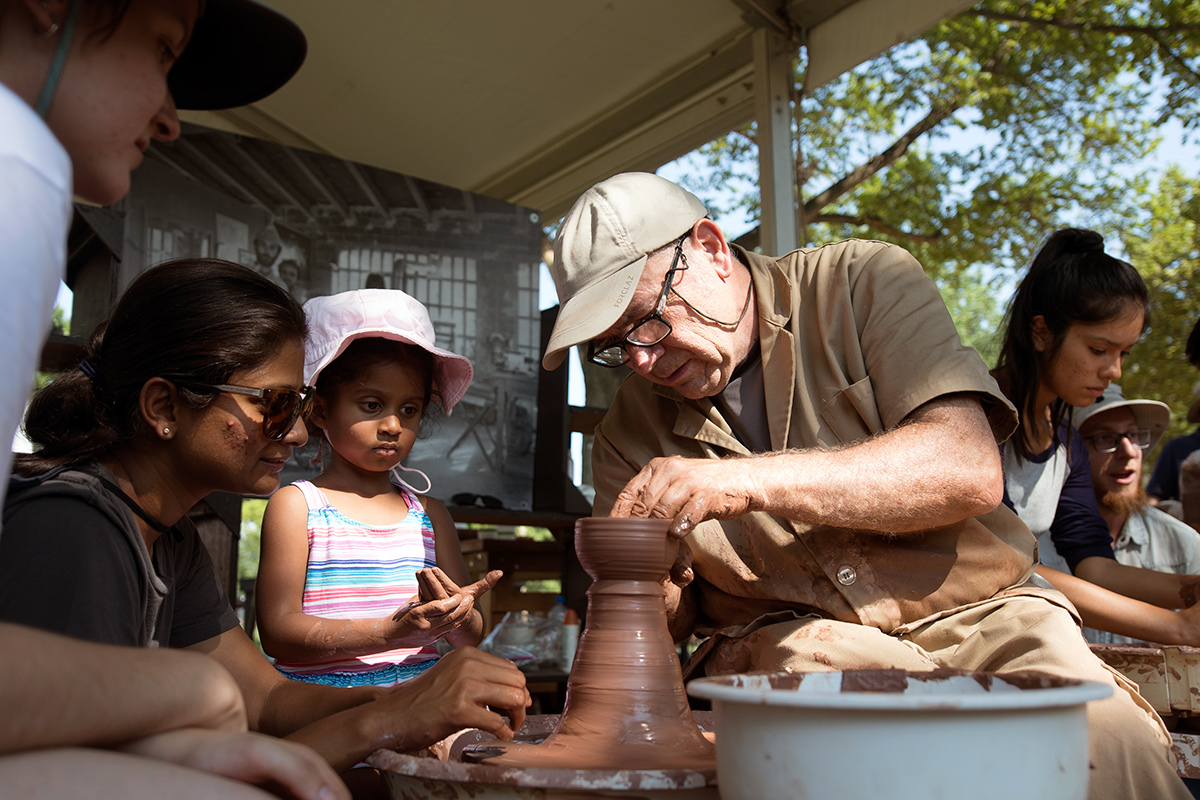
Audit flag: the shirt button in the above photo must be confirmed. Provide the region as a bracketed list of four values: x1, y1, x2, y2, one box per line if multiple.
[836, 565, 857, 585]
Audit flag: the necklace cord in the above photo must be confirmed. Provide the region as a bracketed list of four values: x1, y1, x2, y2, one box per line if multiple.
[35, 0, 82, 118]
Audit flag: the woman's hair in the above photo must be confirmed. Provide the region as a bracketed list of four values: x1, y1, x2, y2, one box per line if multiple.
[994, 228, 1150, 462]
[18, 258, 307, 472]
[314, 338, 436, 410]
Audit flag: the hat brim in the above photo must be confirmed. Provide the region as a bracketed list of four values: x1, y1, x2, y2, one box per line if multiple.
[542, 254, 648, 370]
[307, 330, 474, 415]
[169, 0, 307, 111]
[1075, 397, 1171, 451]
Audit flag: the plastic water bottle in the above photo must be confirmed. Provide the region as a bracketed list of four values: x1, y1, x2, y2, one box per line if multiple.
[547, 595, 568, 628]
[561, 608, 580, 671]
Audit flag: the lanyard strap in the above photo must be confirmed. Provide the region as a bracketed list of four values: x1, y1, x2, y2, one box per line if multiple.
[36, 0, 83, 119]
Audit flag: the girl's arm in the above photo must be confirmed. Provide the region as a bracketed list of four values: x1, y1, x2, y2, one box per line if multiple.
[424, 497, 493, 648]
[255, 485, 459, 661]
[1036, 564, 1200, 644]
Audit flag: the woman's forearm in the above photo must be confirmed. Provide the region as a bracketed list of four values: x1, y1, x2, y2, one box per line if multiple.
[0, 624, 246, 753]
[1036, 565, 1200, 645]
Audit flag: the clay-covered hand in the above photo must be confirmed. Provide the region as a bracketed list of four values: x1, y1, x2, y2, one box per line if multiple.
[375, 646, 531, 752]
[119, 728, 350, 800]
[610, 455, 759, 537]
[415, 567, 501, 637]
[388, 592, 471, 646]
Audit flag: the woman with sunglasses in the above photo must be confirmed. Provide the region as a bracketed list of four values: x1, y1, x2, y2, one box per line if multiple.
[992, 228, 1200, 644]
[0, 259, 530, 792]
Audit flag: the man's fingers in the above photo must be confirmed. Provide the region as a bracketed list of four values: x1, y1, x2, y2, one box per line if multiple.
[669, 546, 695, 587]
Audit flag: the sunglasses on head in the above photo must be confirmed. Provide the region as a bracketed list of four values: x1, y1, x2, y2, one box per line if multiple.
[172, 380, 315, 440]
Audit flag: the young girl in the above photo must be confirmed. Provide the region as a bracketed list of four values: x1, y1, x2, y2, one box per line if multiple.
[257, 288, 501, 687]
[993, 227, 1200, 644]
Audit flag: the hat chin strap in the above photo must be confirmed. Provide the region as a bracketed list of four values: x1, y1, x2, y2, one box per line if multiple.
[390, 463, 432, 495]
[36, 0, 82, 119]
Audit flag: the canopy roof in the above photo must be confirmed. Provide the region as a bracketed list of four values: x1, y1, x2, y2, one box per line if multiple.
[181, 0, 976, 222]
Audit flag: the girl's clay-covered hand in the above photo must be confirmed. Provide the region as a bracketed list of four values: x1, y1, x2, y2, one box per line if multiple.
[390, 569, 501, 644]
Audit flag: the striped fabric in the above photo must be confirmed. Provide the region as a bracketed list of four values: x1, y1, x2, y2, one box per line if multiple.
[272, 480, 439, 686]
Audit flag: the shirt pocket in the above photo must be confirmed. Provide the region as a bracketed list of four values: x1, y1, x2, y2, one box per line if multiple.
[819, 376, 884, 443]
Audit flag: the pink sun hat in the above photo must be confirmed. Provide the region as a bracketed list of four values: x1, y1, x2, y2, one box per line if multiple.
[303, 289, 473, 414]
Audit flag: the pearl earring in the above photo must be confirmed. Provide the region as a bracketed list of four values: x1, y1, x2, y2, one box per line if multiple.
[38, 2, 59, 36]
[163, 427, 170, 435]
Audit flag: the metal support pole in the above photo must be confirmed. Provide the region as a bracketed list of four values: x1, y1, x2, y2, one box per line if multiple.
[752, 28, 798, 255]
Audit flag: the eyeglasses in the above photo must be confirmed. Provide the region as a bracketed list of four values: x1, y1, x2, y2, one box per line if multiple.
[173, 381, 314, 440]
[1082, 428, 1151, 454]
[586, 236, 687, 368]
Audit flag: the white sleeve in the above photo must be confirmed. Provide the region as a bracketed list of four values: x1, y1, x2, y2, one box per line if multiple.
[0, 155, 73, 524]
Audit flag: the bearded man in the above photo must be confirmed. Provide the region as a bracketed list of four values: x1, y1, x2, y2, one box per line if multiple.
[1073, 383, 1200, 643]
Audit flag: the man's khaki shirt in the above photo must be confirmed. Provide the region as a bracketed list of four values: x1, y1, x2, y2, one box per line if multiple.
[591, 240, 1037, 634]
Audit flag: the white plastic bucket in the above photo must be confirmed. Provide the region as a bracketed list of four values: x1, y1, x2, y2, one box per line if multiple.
[687, 669, 1111, 800]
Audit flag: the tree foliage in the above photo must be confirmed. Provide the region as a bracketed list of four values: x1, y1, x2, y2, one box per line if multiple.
[674, 0, 1200, 460]
[687, 1, 1199, 270]
[1121, 167, 1200, 466]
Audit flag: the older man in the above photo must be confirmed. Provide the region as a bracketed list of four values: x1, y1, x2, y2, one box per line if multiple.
[1073, 384, 1200, 645]
[543, 172, 1187, 800]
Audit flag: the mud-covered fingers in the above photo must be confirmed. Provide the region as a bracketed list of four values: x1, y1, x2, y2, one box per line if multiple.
[464, 570, 502, 599]
[417, 568, 452, 602]
[668, 545, 695, 587]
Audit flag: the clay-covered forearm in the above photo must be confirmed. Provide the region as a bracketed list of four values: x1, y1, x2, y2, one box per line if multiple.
[258, 611, 409, 662]
[747, 395, 1003, 533]
[1036, 565, 1200, 645]
[0, 624, 245, 753]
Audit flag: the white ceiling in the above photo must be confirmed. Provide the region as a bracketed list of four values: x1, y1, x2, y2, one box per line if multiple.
[181, 0, 976, 221]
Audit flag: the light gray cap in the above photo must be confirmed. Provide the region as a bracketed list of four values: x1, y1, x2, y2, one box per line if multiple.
[542, 172, 707, 370]
[1070, 383, 1170, 451]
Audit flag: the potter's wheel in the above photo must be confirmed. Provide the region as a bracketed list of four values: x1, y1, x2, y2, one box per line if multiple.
[369, 518, 719, 798]
[368, 713, 718, 799]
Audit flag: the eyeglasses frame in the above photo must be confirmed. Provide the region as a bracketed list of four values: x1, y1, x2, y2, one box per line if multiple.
[170, 380, 315, 440]
[1081, 428, 1152, 454]
[586, 235, 688, 367]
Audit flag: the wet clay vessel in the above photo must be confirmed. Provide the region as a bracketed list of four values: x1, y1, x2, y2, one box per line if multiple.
[463, 517, 716, 771]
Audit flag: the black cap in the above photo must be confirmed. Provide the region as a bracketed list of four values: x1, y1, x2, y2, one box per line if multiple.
[168, 0, 307, 111]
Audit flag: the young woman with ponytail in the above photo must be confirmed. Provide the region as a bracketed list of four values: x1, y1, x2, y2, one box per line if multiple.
[993, 228, 1200, 645]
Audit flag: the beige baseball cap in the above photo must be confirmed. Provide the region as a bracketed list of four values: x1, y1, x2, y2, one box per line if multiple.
[1070, 383, 1170, 451]
[542, 172, 707, 370]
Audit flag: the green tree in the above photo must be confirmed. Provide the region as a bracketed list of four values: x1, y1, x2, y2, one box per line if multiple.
[687, 0, 1199, 281]
[1120, 166, 1200, 472]
[238, 497, 267, 582]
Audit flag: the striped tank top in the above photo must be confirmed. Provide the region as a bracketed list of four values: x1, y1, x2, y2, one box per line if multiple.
[272, 480, 440, 687]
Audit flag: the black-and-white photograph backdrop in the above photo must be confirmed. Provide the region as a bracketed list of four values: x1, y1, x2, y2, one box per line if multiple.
[111, 122, 544, 510]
